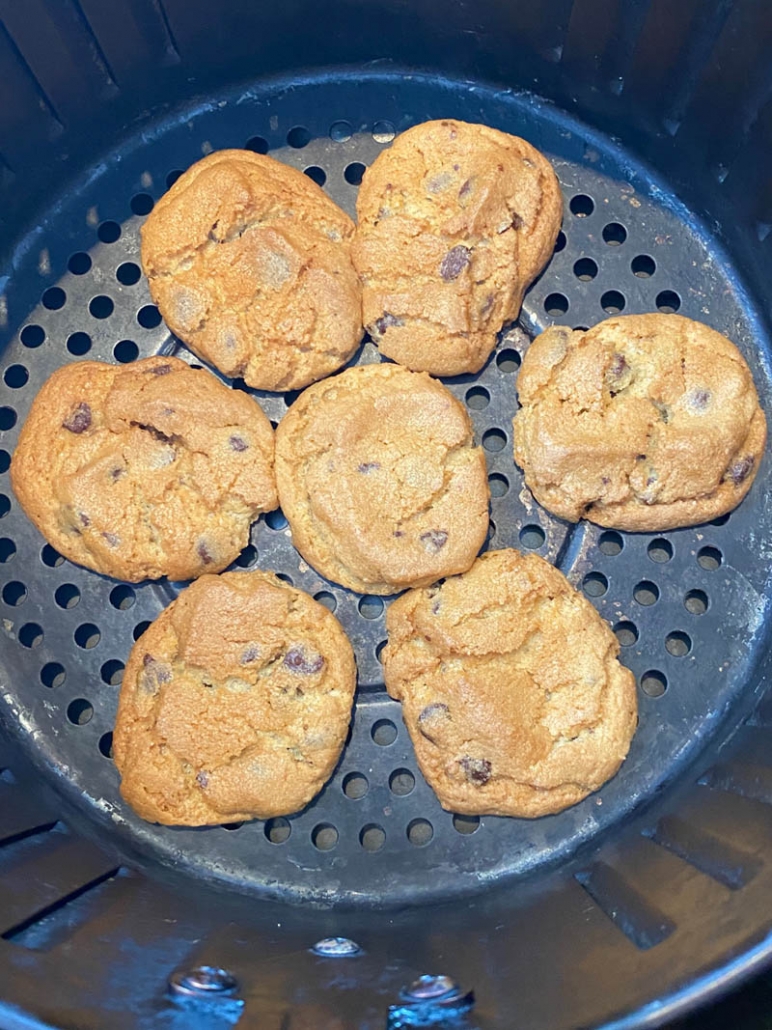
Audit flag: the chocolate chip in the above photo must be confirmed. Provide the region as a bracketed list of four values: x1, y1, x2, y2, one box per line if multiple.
[62, 403, 91, 434]
[607, 352, 633, 394]
[458, 178, 472, 198]
[440, 245, 471, 282]
[511, 213, 524, 230]
[427, 172, 453, 193]
[229, 435, 248, 452]
[283, 646, 325, 675]
[393, 530, 404, 537]
[197, 541, 214, 565]
[241, 643, 260, 664]
[196, 771, 209, 788]
[431, 600, 441, 615]
[460, 756, 492, 785]
[149, 364, 172, 376]
[141, 655, 171, 694]
[420, 530, 448, 554]
[358, 462, 380, 473]
[688, 388, 711, 411]
[110, 467, 125, 481]
[374, 312, 403, 336]
[608, 352, 629, 379]
[418, 702, 450, 742]
[653, 400, 671, 424]
[102, 532, 119, 547]
[726, 455, 755, 485]
[79, 512, 90, 527]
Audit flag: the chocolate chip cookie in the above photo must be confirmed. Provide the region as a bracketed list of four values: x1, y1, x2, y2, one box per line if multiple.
[275, 362, 490, 594]
[352, 119, 562, 376]
[383, 549, 637, 818]
[141, 149, 362, 391]
[113, 570, 356, 825]
[514, 315, 767, 530]
[11, 356, 277, 581]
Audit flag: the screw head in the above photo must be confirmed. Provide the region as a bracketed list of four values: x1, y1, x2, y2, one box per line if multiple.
[169, 965, 238, 997]
[312, 936, 362, 957]
[404, 974, 459, 1001]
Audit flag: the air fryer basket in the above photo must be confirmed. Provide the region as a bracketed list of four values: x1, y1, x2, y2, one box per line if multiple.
[1, 2, 772, 1028]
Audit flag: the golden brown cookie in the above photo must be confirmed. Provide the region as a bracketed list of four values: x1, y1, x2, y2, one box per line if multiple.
[352, 119, 562, 376]
[513, 314, 767, 531]
[383, 549, 637, 818]
[113, 571, 356, 825]
[275, 362, 490, 594]
[11, 356, 277, 582]
[141, 149, 363, 391]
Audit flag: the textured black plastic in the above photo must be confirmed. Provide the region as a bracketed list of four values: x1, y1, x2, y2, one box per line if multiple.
[0, 71, 770, 908]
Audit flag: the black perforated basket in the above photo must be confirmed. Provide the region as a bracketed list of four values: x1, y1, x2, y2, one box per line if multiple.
[1, 2, 772, 1028]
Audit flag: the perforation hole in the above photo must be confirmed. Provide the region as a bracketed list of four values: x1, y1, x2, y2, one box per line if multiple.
[166, 169, 184, 186]
[453, 814, 480, 834]
[666, 631, 692, 657]
[482, 428, 507, 452]
[465, 385, 490, 410]
[544, 292, 569, 315]
[314, 590, 337, 612]
[67, 698, 93, 725]
[114, 340, 139, 363]
[4, 364, 28, 389]
[344, 162, 366, 185]
[287, 126, 311, 148]
[100, 660, 124, 686]
[130, 193, 154, 216]
[67, 332, 92, 355]
[634, 580, 659, 606]
[41, 544, 63, 567]
[603, 222, 627, 245]
[245, 137, 268, 154]
[137, 305, 161, 328]
[54, 583, 80, 609]
[685, 589, 708, 615]
[641, 670, 667, 697]
[266, 509, 288, 530]
[372, 719, 397, 746]
[97, 221, 121, 244]
[98, 732, 114, 758]
[0, 538, 15, 563]
[376, 640, 388, 664]
[89, 295, 114, 319]
[574, 257, 598, 281]
[330, 120, 353, 142]
[0, 407, 16, 430]
[19, 622, 43, 648]
[601, 290, 626, 314]
[648, 539, 673, 563]
[21, 325, 45, 348]
[389, 769, 415, 796]
[109, 585, 135, 610]
[711, 512, 731, 527]
[697, 546, 722, 570]
[68, 252, 92, 275]
[0, 450, 8, 474]
[407, 819, 434, 846]
[0, 494, 13, 518]
[358, 595, 384, 619]
[75, 623, 100, 649]
[373, 121, 396, 143]
[312, 823, 338, 851]
[2, 581, 25, 606]
[235, 544, 257, 568]
[582, 572, 608, 597]
[632, 254, 656, 277]
[222, 822, 243, 831]
[42, 287, 66, 310]
[614, 621, 638, 646]
[496, 348, 521, 373]
[599, 530, 623, 556]
[656, 290, 681, 313]
[554, 230, 567, 252]
[360, 824, 386, 851]
[116, 262, 141, 286]
[489, 473, 509, 497]
[519, 524, 545, 549]
[304, 166, 327, 186]
[570, 194, 594, 217]
[41, 662, 65, 689]
[265, 818, 291, 844]
[343, 772, 369, 799]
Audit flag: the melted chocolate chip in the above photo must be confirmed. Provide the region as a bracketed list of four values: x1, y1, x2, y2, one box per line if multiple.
[79, 512, 91, 527]
[110, 467, 125, 481]
[458, 178, 472, 198]
[393, 530, 404, 537]
[141, 654, 171, 694]
[418, 702, 450, 742]
[197, 541, 214, 565]
[420, 530, 448, 554]
[132, 421, 174, 444]
[196, 771, 209, 788]
[511, 213, 524, 230]
[726, 455, 755, 485]
[688, 388, 711, 412]
[653, 400, 671, 424]
[440, 245, 471, 282]
[62, 403, 91, 434]
[480, 294, 495, 318]
[431, 600, 441, 615]
[374, 312, 404, 336]
[608, 352, 629, 380]
[460, 756, 492, 785]
[229, 435, 248, 452]
[102, 532, 119, 547]
[241, 644, 260, 664]
[358, 462, 380, 473]
[283, 646, 325, 675]
[149, 364, 172, 376]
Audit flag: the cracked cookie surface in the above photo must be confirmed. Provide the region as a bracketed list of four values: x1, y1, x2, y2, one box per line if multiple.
[514, 314, 767, 531]
[113, 570, 356, 825]
[11, 356, 277, 581]
[141, 149, 362, 391]
[383, 549, 637, 818]
[352, 119, 562, 376]
[275, 362, 490, 594]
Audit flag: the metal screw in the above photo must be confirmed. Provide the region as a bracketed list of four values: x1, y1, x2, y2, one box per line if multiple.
[168, 965, 238, 998]
[403, 974, 459, 1001]
[312, 936, 362, 957]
